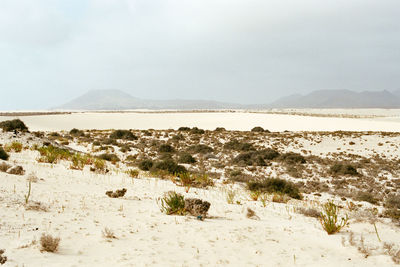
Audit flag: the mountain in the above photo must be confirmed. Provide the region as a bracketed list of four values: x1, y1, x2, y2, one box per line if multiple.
[57, 89, 245, 110]
[269, 89, 400, 108]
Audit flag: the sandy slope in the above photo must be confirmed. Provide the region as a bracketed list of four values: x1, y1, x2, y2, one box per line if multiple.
[1, 134, 399, 266]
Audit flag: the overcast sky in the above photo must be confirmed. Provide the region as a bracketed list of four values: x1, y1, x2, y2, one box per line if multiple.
[1, 0, 399, 110]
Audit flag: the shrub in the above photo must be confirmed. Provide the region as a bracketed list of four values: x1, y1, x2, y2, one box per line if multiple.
[40, 233, 60, 252]
[106, 188, 127, 198]
[127, 169, 139, 178]
[233, 149, 279, 166]
[0, 119, 28, 132]
[98, 153, 120, 162]
[178, 153, 196, 164]
[109, 130, 137, 140]
[190, 127, 205, 134]
[178, 127, 191, 131]
[92, 158, 107, 173]
[152, 159, 187, 175]
[69, 128, 84, 136]
[215, 127, 226, 131]
[319, 201, 348, 235]
[187, 144, 213, 154]
[158, 191, 186, 215]
[247, 178, 302, 199]
[0, 147, 9, 161]
[251, 126, 264, 132]
[298, 207, 321, 218]
[5, 141, 23, 152]
[279, 152, 306, 164]
[330, 163, 359, 176]
[158, 144, 175, 153]
[356, 191, 378, 205]
[385, 194, 400, 209]
[138, 159, 154, 171]
[224, 139, 254, 151]
[37, 146, 71, 164]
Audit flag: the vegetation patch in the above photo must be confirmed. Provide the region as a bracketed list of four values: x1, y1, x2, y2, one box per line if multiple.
[0, 119, 28, 132]
[224, 139, 254, 151]
[247, 178, 302, 199]
[187, 144, 213, 154]
[0, 147, 9, 161]
[109, 130, 137, 140]
[330, 163, 359, 176]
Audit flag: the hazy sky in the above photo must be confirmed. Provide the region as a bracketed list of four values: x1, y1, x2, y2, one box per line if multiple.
[1, 0, 399, 110]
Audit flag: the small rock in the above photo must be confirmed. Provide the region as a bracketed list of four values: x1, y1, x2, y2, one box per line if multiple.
[106, 188, 127, 198]
[184, 198, 210, 217]
[7, 165, 25, 175]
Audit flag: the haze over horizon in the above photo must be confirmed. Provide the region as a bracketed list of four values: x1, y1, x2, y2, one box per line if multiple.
[1, 0, 400, 110]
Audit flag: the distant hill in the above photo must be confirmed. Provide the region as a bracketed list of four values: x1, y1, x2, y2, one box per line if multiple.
[269, 89, 400, 108]
[57, 89, 400, 110]
[57, 89, 246, 110]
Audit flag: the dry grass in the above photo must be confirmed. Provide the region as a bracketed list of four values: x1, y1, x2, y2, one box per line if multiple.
[40, 233, 60, 252]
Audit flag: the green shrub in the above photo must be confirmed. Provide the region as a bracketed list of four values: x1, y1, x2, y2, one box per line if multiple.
[138, 159, 154, 171]
[224, 139, 254, 151]
[152, 159, 187, 175]
[178, 153, 196, 164]
[319, 201, 348, 235]
[385, 194, 400, 209]
[158, 144, 175, 153]
[0, 147, 9, 160]
[279, 152, 306, 164]
[251, 126, 264, 132]
[5, 141, 23, 152]
[127, 169, 139, 178]
[190, 127, 205, 134]
[187, 144, 213, 154]
[109, 130, 137, 140]
[233, 149, 279, 166]
[247, 178, 302, 199]
[215, 127, 226, 131]
[69, 128, 85, 136]
[37, 146, 71, 164]
[0, 119, 28, 132]
[178, 127, 191, 131]
[356, 191, 378, 205]
[330, 163, 359, 176]
[98, 153, 120, 162]
[158, 191, 186, 215]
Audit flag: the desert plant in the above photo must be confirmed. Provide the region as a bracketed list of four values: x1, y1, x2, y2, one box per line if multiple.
[109, 129, 137, 140]
[330, 163, 359, 176]
[0, 119, 28, 132]
[247, 178, 302, 200]
[187, 144, 213, 154]
[224, 139, 254, 151]
[138, 159, 154, 171]
[279, 152, 306, 164]
[40, 233, 60, 252]
[5, 141, 23, 152]
[69, 128, 85, 136]
[251, 126, 264, 132]
[152, 159, 187, 175]
[0, 249, 7, 265]
[319, 200, 348, 235]
[356, 191, 378, 205]
[102, 227, 117, 239]
[127, 169, 139, 178]
[92, 158, 107, 173]
[224, 187, 237, 204]
[98, 153, 120, 162]
[0, 147, 9, 161]
[190, 127, 205, 134]
[178, 153, 196, 164]
[158, 191, 186, 215]
[249, 190, 261, 201]
[158, 144, 175, 153]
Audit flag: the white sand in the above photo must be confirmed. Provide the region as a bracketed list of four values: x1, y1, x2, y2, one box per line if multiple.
[1, 111, 400, 132]
[1, 132, 400, 266]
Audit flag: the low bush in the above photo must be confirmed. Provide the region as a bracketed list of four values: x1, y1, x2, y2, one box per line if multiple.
[319, 201, 348, 235]
[355, 191, 378, 205]
[127, 169, 139, 178]
[178, 153, 196, 164]
[233, 149, 279, 166]
[187, 144, 213, 154]
[37, 146, 71, 164]
[152, 159, 187, 175]
[247, 178, 302, 199]
[251, 126, 264, 132]
[279, 152, 306, 164]
[69, 128, 85, 136]
[0, 119, 28, 132]
[5, 141, 23, 152]
[224, 139, 254, 151]
[98, 153, 120, 162]
[158, 191, 186, 215]
[0, 147, 9, 160]
[215, 127, 226, 131]
[109, 130, 137, 140]
[158, 144, 175, 153]
[40, 233, 60, 252]
[190, 127, 205, 134]
[385, 194, 400, 209]
[138, 159, 154, 171]
[330, 163, 359, 176]
[178, 127, 191, 131]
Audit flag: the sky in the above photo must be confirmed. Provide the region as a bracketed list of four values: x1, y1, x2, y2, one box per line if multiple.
[0, 0, 399, 110]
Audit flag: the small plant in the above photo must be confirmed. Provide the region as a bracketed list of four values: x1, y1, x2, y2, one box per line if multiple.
[98, 153, 120, 162]
[175, 172, 195, 193]
[186, 144, 213, 154]
[25, 179, 32, 204]
[127, 169, 139, 178]
[259, 193, 268, 207]
[109, 129, 137, 140]
[102, 227, 117, 239]
[249, 190, 261, 201]
[0, 147, 9, 161]
[92, 158, 107, 173]
[246, 207, 260, 220]
[319, 200, 348, 235]
[158, 144, 175, 153]
[247, 178, 302, 200]
[138, 159, 154, 171]
[178, 153, 196, 164]
[225, 187, 237, 204]
[158, 191, 186, 215]
[5, 141, 23, 152]
[40, 233, 60, 252]
[0, 249, 7, 265]
[330, 163, 359, 176]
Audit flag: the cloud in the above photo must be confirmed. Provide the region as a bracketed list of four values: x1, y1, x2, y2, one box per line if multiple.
[0, 0, 399, 109]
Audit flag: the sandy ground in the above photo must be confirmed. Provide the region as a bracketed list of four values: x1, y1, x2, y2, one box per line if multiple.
[1, 131, 400, 266]
[1, 111, 400, 132]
